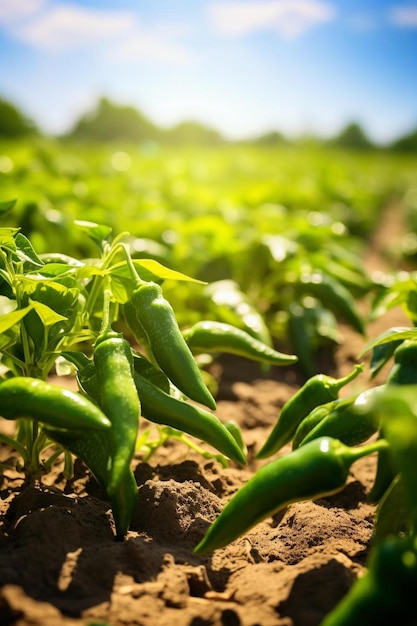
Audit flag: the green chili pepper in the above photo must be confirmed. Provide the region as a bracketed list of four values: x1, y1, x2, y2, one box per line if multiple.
[126, 282, 216, 410]
[372, 475, 410, 544]
[124, 299, 154, 359]
[297, 386, 383, 449]
[182, 321, 298, 365]
[93, 331, 140, 494]
[0, 377, 111, 431]
[378, 386, 417, 530]
[368, 439, 397, 504]
[256, 364, 364, 459]
[294, 272, 365, 335]
[368, 343, 417, 503]
[287, 302, 317, 377]
[387, 339, 417, 386]
[45, 427, 137, 540]
[78, 352, 245, 466]
[194, 437, 385, 555]
[205, 279, 272, 347]
[133, 371, 246, 465]
[292, 398, 349, 450]
[223, 420, 247, 456]
[321, 534, 417, 626]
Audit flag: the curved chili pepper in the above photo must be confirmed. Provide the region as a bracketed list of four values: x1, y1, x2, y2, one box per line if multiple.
[46, 426, 137, 540]
[182, 321, 298, 365]
[368, 341, 417, 503]
[93, 331, 140, 494]
[132, 371, 246, 465]
[292, 398, 348, 450]
[126, 282, 216, 410]
[387, 339, 417, 385]
[368, 437, 397, 504]
[297, 386, 383, 449]
[205, 279, 272, 346]
[256, 364, 364, 459]
[194, 437, 385, 554]
[293, 271, 365, 335]
[0, 377, 111, 431]
[78, 353, 245, 465]
[378, 386, 417, 530]
[287, 302, 317, 377]
[321, 534, 417, 626]
[223, 420, 247, 456]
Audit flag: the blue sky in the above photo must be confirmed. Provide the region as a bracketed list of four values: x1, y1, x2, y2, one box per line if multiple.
[0, 0, 416, 143]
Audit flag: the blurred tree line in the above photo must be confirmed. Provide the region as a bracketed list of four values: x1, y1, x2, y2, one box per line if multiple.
[0, 98, 38, 138]
[0, 95, 416, 151]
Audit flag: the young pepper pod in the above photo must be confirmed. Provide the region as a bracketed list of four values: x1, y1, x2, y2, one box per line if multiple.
[386, 339, 417, 386]
[297, 386, 383, 449]
[132, 372, 246, 466]
[194, 436, 385, 554]
[378, 385, 417, 530]
[321, 534, 417, 626]
[292, 397, 351, 450]
[126, 282, 216, 410]
[0, 377, 111, 431]
[367, 438, 397, 504]
[293, 272, 365, 335]
[93, 331, 140, 494]
[369, 345, 417, 502]
[78, 354, 245, 466]
[182, 321, 298, 366]
[256, 364, 364, 459]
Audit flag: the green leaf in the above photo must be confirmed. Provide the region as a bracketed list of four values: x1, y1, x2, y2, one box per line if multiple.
[0, 228, 19, 250]
[38, 263, 79, 278]
[369, 340, 403, 378]
[108, 273, 130, 304]
[133, 259, 206, 284]
[31, 301, 68, 326]
[73, 220, 112, 246]
[0, 199, 17, 216]
[0, 304, 33, 333]
[107, 260, 206, 304]
[39, 253, 83, 267]
[76, 265, 104, 281]
[405, 289, 417, 321]
[359, 327, 417, 357]
[14, 232, 44, 269]
[60, 351, 91, 370]
[370, 274, 417, 319]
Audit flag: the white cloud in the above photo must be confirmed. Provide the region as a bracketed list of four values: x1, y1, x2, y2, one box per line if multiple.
[0, 0, 46, 24]
[388, 5, 417, 27]
[111, 36, 192, 64]
[1, 1, 192, 64]
[208, 0, 336, 38]
[11, 3, 136, 49]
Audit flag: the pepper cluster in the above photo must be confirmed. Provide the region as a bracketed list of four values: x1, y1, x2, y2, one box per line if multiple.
[194, 337, 417, 625]
[32, 278, 298, 539]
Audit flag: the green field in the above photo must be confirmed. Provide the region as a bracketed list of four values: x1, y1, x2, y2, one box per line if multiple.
[1, 139, 416, 369]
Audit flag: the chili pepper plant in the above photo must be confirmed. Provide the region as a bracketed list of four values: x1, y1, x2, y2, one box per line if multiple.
[0, 199, 298, 539]
[195, 270, 417, 624]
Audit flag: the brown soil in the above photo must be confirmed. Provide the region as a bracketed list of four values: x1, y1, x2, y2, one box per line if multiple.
[0, 201, 411, 626]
